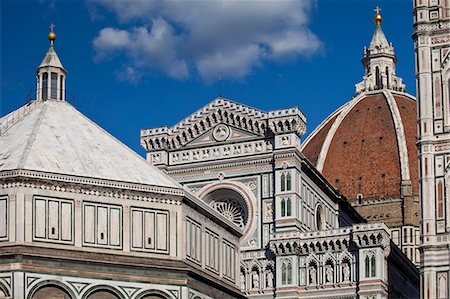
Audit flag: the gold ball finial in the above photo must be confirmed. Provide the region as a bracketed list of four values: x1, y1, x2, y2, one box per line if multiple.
[48, 23, 56, 44]
[374, 6, 382, 26]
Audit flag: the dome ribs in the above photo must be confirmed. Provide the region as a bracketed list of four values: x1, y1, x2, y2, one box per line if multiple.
[327, 93, 401, 200]
[394, 95, 419, 196]
[302, 91, 418, 209]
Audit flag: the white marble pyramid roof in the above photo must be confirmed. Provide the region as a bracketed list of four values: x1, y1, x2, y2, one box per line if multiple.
[0, 99, 181, 189]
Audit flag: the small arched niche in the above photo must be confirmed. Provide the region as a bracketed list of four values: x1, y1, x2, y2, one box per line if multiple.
[32, 285, 72, 299]
[87, 290, 120, 299]
[315, 204, 325, 230]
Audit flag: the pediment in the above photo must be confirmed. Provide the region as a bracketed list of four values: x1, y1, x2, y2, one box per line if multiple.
[184, 124, 261, 148]
[141, 97, 306, 151]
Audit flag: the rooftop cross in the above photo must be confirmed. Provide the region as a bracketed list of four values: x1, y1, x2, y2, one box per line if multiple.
[48, 23, 56, 45]
[373, 6, 383, 26]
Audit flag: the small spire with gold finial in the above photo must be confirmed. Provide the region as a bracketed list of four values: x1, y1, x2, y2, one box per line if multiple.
[374, 6, 382, 26]
[48, 23, 56, 45]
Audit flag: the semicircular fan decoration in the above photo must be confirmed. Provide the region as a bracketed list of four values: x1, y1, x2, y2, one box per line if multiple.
[211, 198, 246, 228]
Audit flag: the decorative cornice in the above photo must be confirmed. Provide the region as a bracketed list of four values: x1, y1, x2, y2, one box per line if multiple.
[415, 21, 450, 33]
[432, 34, 450, 45]
[172, 165, 273, 183]
[162, 139, 273, 166]
[0, 169, 184, 196]
[167, 156, 273, 175]
[0, 177, 182, 205]
[270, 223, 391, 256]
[141, 97, 306, 151]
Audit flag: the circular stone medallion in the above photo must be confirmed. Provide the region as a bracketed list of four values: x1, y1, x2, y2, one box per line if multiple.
[213, 124, 230, 141]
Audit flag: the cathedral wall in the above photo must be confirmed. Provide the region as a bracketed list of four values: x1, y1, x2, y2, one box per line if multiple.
[271, 223, 419, 299]
[414, 0, 450, 297]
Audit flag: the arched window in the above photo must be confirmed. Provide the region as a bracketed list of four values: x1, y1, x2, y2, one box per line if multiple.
[375, 66, 380, 89]
[32, 285, 72, 299]
[281, 198, 286, 217]
[51, 72, 58, 99]
[286, 198, 292, 217]
[280, 172, 292, 192]
[281, 260, 292, 285]
[286, 173, 292, 191]
[370, 255, 376, 277]
[42, 73, 48, 99]
[287, 262, 292, 284]
[365, 255, 370, 278]
[60, 75, 64, 100]
[386, 66, 390, 88]
[365, 253, 376, 278]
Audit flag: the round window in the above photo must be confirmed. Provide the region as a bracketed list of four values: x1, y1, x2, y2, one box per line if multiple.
[204, 189, 249, 229]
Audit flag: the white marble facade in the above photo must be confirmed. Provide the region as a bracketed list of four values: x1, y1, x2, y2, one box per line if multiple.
[142, 97, 419, 298]
[414, 0, 450, 298]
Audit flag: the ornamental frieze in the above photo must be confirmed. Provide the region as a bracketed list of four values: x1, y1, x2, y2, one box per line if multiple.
[168, 140, 273, 165]
[432, 35, 450, 45]
[0, 179, 182, 206]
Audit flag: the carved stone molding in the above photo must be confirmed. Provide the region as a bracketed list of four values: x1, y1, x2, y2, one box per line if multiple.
[0, 178, 182, 206]
[0, 169, 184, 196]
[141, 97, 306, 152]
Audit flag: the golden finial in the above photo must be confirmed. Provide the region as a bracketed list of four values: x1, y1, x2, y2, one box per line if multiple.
[48, 23, 56, 45]
[374, 6, 382, 26]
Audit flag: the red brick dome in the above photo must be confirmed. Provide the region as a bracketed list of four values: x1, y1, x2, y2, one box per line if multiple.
[301, 90, 418, 202]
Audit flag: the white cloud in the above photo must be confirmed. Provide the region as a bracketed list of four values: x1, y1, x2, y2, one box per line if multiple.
[93, 20, 188, 79]
[90, 0, 321, 82]
[197, 45, 263, 82]
[115, 66, 143, 84]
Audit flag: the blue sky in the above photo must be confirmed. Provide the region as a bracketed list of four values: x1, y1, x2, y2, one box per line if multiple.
[1, 0, 415, 156]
